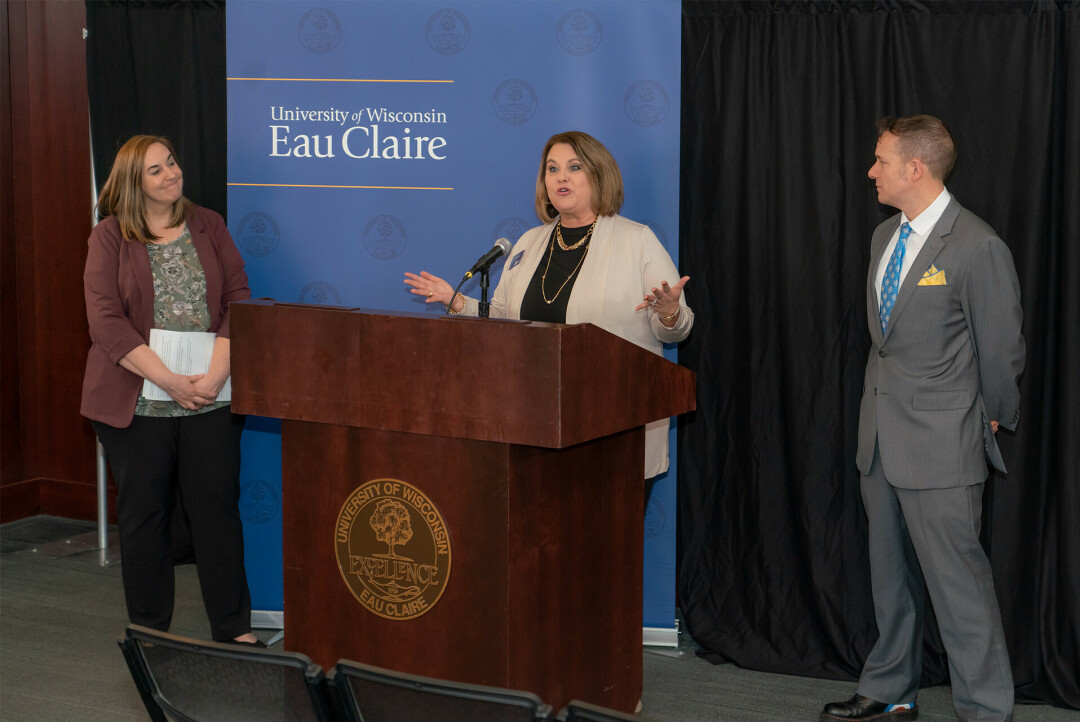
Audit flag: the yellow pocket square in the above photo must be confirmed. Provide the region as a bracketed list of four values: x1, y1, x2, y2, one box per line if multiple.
[919, 264, 947, 286]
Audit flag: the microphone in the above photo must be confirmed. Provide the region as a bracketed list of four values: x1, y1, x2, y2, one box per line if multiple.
[463, 237, 512, 279]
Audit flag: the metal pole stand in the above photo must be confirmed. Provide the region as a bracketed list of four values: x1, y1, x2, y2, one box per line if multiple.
[35, 440, 122, 566]
[478, 268, 491, 318]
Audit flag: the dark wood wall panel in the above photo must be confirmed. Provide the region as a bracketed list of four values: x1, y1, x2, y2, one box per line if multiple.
[2, 0, 99, 522]
[1, 0, 23, 498]
[0, 480, 38, 522]
[39, 478, 118, 523]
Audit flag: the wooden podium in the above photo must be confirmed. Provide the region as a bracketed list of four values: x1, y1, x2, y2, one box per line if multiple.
[230, 300, 695, 712]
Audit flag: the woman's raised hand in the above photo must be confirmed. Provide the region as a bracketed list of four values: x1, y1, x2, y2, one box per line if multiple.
[635, 275, 690, 314]
[404, 271, 455, 306]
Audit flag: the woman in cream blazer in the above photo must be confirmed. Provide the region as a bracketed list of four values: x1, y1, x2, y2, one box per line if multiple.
[406, 131, 693, 479]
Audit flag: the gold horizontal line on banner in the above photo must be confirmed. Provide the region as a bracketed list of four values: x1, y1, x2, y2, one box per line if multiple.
[227, 77, 453, 83]
[228, 182, 453, 191]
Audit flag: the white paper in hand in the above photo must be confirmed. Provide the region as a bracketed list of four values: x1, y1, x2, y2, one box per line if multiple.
[141, 329, 231, 402]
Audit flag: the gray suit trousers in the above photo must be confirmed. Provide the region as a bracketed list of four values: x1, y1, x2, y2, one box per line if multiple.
[857, 448, 1013, 721]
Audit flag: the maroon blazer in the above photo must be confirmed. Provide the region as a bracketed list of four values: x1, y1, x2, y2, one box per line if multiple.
[81, 205, 251, 427]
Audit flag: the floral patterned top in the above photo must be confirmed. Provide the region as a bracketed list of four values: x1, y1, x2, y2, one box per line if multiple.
[135, 225, 228, 418]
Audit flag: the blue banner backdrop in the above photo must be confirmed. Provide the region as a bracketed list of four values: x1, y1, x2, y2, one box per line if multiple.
[227, 0, 681, 635]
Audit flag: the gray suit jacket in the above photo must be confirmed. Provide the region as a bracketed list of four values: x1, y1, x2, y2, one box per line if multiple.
[856, 198, 1024, 488]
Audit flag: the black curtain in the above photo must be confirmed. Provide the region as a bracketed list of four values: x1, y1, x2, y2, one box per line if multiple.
[678, 0, 1079, 709]
[85, 0, 226, 217]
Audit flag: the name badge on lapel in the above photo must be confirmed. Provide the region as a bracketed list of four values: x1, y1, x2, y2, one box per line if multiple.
[508, 250, 524, 270]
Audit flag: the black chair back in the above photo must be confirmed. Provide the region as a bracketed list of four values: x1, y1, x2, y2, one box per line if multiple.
[330, 659, 554, 722]
[118, 624, 335, 722]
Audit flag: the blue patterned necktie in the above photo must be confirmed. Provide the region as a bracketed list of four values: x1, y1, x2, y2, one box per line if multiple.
[879, 222, 911, 334]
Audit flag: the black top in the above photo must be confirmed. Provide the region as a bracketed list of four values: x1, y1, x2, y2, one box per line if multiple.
[519, 222, 593, 323]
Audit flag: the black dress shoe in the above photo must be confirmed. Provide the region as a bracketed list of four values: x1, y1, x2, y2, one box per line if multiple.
[820, 694, 918, 721]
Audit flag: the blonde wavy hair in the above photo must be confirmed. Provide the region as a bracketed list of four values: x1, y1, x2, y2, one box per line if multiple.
[96, 135, 190, 244]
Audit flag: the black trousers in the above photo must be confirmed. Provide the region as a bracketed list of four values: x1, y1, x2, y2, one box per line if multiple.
[93, 406, 252, 641]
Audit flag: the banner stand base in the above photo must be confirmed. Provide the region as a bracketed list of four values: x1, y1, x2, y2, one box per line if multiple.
[642, 625, 678, 647]
[252, 610, 284, 647]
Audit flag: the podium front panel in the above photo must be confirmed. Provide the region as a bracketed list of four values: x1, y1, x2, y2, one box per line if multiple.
[280, 420, 643, 712]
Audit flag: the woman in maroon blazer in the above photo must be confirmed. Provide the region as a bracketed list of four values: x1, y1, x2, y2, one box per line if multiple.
[82, 135, 261, 645]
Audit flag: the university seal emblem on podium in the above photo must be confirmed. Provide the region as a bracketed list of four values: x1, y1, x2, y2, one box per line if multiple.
[334, 479, 452, 620]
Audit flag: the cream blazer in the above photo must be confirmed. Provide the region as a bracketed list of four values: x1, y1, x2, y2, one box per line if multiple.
[460, 214, 694, 477]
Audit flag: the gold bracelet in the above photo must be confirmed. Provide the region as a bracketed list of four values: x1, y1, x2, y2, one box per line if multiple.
[658, 309, 680, 322]
[446, 293, 465, 315]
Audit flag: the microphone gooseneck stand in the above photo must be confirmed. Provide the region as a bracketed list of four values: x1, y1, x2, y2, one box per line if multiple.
[452, 238, 510, 318]
[478, 268, 491, 318]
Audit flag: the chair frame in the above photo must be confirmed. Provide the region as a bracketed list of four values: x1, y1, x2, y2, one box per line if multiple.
[118, 623, 335, 722]
[557, 698, 659, 721]
[329, 658, 554, 722]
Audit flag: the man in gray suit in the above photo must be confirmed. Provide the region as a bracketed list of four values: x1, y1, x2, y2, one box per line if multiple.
[822, 115, 1025, 722]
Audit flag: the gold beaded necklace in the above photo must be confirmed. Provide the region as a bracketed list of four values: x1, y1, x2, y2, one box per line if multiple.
[541, 221, 594, 304]
[556, 217, 598, 251]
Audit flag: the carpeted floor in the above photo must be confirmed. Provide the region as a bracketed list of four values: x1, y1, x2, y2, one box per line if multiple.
[1, 516, 1076, 721]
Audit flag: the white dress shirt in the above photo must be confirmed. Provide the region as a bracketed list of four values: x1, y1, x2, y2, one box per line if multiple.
[875, 188, 952, 298]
